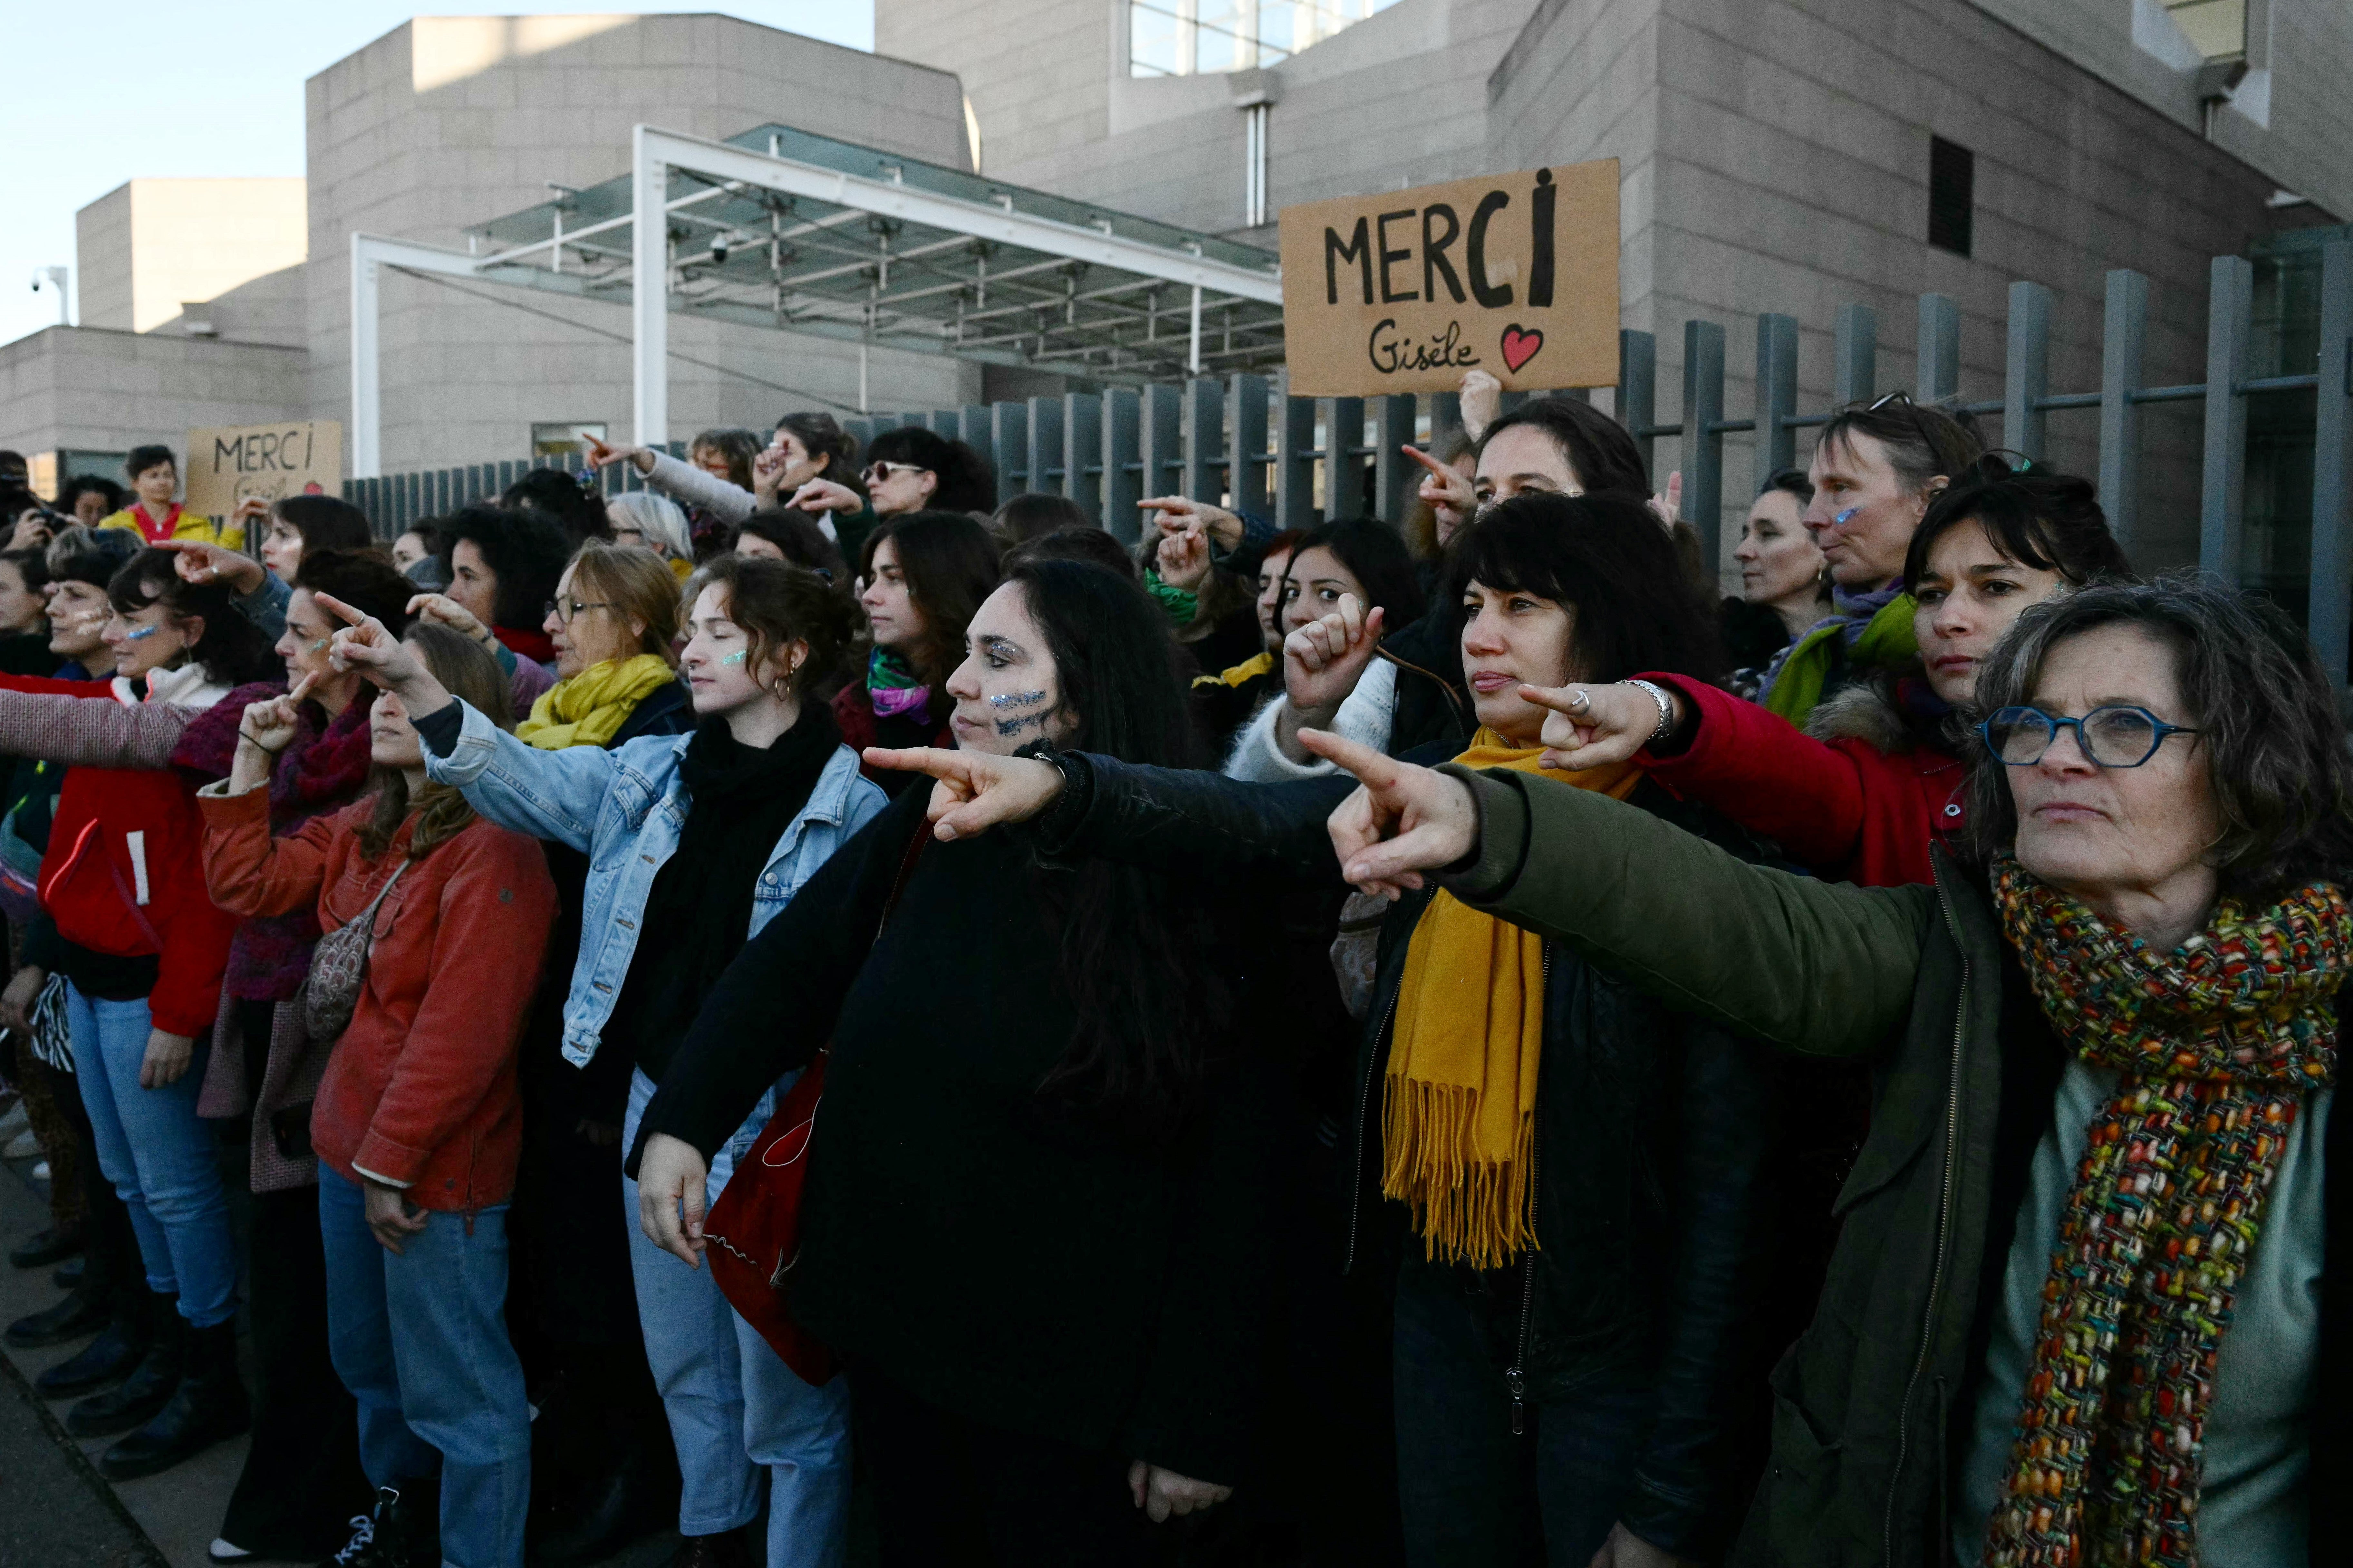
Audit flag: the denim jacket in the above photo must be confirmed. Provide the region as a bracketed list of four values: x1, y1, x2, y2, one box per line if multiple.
[421, 698, 886, 1067]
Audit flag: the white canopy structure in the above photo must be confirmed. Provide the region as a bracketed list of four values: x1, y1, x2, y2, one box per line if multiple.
[349, 122, 1287, 476]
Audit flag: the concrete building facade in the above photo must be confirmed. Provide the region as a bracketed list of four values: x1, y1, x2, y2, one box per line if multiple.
[2, 13, 986, 480]
[878, 0, 2350, 571]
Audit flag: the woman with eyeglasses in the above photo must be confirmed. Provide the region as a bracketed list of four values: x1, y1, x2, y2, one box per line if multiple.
[503, 540, 697, 1560]
[1756, 394, 1984, 726]
[833, 511, 1001, 796]
[1541, 462, 2129, 892]
[1230, 397, 1655, 783]
[1291, 571, 2353, 1568]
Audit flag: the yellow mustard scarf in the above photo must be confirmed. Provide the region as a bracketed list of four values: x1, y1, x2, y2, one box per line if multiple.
[1384, 727, 1640, 1269]
[515, 654, 675, 751]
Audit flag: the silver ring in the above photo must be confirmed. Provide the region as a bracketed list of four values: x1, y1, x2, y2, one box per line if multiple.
[1567, 688, 1591, 712]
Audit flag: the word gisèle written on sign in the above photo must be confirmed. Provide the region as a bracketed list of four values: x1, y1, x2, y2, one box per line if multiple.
[183, 420, 343, 516]
[1276, 160, 1619, 398]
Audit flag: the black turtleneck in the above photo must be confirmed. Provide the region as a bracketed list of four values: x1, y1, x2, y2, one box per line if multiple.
[607, 703, 842, 1085]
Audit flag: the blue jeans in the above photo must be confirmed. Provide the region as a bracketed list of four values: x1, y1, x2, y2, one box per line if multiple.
[318, 1165, 531, 1568]
[622, 1068, 851, 1565]
[65, 982, 237, 1327]
[1391, 1260, 1654, 1568]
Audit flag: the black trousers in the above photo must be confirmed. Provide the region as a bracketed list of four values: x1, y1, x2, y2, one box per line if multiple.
[218, 1181, 372, 1556]
[851, 1359, 1173, 1568]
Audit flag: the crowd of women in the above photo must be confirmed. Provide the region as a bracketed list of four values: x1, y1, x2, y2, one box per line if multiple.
[0, 371, 2332, 1568]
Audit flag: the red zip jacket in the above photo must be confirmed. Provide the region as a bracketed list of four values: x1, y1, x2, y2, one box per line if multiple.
[198, 786, 556, 1211]
[1635, 673, 1967, 889]
[16, 669, 241, 1036]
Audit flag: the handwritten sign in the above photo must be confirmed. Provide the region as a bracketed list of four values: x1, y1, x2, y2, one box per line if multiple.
[1277, 161, 1618, 398]
[183, 421, 342, 516]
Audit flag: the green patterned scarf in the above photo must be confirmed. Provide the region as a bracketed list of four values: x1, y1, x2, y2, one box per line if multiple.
[1984, 854, 2350, 1567]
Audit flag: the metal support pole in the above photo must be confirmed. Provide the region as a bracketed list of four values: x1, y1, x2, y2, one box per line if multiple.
[1620, 330, 1658, 483]
[1833, 303, 1877, 408]
[1026, 397, 1063, 498]
[1324, 397, 1364, 522]
[1103, 388, 1143, 542]
[631, 127, 669, 449]
[991, 400, 1027, 502]
[1917, 293, 1960, 405]
[1182, 378, 1220, 503]
[1141, 384, 1183, 505]
[1275, 376, 1315, 530]
[1754, 312, 1799, 494]
[2307, 241, 2353, 683]
[1063, 392, 1102, 522]
[1229, 374, 1270, 517]
[2097, 269, 2148, 555]
[2004, 281, 2052, 464]
[1680, 319, 1726, 569]
[1371, 395, 1416, 525]
[2201, 254, 2253, 581]
[350, 240, 381, 478]
[1427, 390, 1462, 439]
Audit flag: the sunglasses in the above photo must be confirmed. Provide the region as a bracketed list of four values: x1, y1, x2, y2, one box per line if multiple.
[863, 460, 933, 486]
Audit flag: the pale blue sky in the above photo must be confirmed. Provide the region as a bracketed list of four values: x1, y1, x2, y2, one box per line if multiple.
[0, 3, 876, 349]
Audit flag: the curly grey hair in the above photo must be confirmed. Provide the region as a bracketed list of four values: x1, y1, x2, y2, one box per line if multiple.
[1968, 573, 2353, 903]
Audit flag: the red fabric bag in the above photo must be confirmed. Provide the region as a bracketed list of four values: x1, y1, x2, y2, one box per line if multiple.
[701, 823, 930, 1385]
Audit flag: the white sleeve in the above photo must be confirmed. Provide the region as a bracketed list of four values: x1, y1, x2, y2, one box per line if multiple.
[1220, 659, 1399, 780]
[643, 451, 757, 525]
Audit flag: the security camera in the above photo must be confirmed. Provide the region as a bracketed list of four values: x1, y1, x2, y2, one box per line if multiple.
[712, 241, 729, 265]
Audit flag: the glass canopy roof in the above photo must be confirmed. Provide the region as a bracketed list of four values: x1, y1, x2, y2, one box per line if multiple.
[461, 123, 1287, 383]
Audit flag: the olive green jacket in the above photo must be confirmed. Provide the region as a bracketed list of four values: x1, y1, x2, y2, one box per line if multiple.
[1436, 761, 2002, 1568]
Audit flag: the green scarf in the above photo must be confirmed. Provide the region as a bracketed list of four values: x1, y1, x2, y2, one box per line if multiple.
[1760, 593, 1916, 724]
[1984, 856, 2350, 1568]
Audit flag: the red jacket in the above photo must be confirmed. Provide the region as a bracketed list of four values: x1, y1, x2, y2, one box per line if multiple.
[198, 787, 556, 1211]
[1637, 673, 1967, 890]
[17, 670, 242, 1036]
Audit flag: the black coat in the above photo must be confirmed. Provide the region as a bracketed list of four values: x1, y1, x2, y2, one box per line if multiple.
[1033, 751, 1780, 1554]
[634, 784, 1287, 1485]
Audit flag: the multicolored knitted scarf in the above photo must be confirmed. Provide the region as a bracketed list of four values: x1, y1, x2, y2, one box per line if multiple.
[1983, 855, 2351, 1568]
[866, 647, 931, 723]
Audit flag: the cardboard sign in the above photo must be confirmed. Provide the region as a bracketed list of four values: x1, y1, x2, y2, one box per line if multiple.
[183, 421, 342, 515]
[1278, 160, 1619, 397]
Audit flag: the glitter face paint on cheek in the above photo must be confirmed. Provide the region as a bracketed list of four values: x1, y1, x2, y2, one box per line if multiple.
[720, 650, 747, 666]
[122, 626, 158, 644]
[989, 689, 1047, 709]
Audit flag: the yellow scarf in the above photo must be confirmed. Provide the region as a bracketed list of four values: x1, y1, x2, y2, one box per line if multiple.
[515, 654, 675, 751]
[1383, 727, 1640, 1269]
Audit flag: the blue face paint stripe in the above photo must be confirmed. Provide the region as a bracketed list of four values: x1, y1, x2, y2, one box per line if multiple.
[989, 689, 1048, 709]
[720, 650, 747, 665]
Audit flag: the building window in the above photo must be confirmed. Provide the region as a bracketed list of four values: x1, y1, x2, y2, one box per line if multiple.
[1129, 0, 1402, 77]
[1928, 137, 1974, 258]
[2163, 0, 2247, 61]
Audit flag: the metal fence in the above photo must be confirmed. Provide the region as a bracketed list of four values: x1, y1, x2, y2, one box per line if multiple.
[349, 240, 2353, 673]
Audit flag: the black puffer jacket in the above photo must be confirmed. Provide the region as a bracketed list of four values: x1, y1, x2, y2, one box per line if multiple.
[1036, 751, 1780, 1554]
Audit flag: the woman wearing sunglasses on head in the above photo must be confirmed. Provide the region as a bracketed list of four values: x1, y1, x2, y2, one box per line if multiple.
[788, 425, 997, 568]
[1281, 573, 2353, 1568]
[1756, 394, 1983, 727]
[1538, 461, 2129, 891]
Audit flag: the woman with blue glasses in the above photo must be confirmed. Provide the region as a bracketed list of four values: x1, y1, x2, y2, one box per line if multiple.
[1265, 573, 2353, 1567]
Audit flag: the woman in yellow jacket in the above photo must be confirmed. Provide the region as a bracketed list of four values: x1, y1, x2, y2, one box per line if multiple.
[98, 447, 227, 547]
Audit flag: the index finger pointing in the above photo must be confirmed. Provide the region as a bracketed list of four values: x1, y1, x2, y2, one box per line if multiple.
[860, 745, 963, 779]
[312, 591, 369, 628]
[287, 671, 320, 703]
[1517, 684, 1594, 717]
[1402, 445, 1464, 480]
[1298, 727, 1402, 789]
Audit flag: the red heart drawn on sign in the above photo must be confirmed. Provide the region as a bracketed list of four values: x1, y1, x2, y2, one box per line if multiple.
[1500, 325, 1545, 374]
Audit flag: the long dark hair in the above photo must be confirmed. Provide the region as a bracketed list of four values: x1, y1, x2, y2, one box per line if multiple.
[1009, 558, 1227, 1136]
[861, 510, 1001, 700]
[1448, 493, 1726, 684]
[1291, 518, 1428, 628]
[695, 554, 862, 701]
[866, 426, 996, 514]
[107, 548, 280, 687]
[356, 624, 511, 863]
[1476, 397, 1651, 498]
[1903, 457, 2132, 593]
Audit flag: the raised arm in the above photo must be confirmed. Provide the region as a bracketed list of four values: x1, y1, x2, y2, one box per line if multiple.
[0, 679, 196, 770]
[1310, 730, 1929, 1057]
[197, 779, 344, 920]
[416, 697, 616, 852]
[642, 451, 757, 526]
